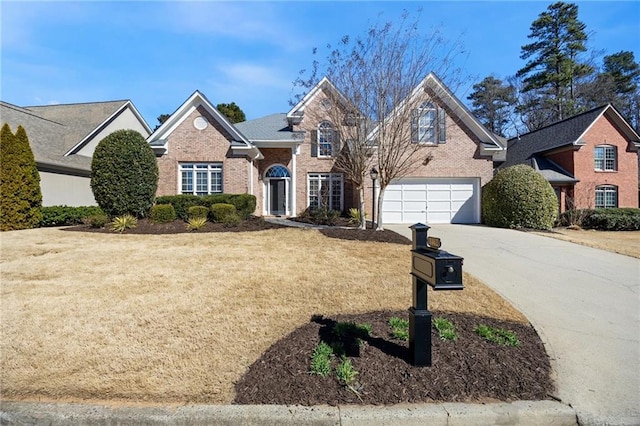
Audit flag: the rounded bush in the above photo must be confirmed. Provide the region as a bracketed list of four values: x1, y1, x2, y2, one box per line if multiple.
[188, 205, 209, 220]
[211, 203, 237, 223]
[482, 165, 557, 230]
[149, 204, 177, 223]
[91, 129, 158, 218]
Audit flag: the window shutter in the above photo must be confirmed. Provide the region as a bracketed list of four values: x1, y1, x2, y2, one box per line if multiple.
[310, 130, 318, 157]
[411, 109, 418, 143]
[332, 131, 341, 157]
[438, 107, 446, 143]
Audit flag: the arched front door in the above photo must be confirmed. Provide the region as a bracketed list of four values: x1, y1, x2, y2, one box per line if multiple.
[264, 165, 291, 216]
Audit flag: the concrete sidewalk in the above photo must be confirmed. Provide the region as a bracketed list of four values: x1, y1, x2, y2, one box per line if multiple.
[388, 224, 640, 426]
[1, 400, 577, 425]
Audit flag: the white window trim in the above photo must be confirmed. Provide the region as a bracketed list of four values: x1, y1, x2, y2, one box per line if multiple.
[317, 121, 334, 158]
[179, 163, 223, 195]
[307, 173, 343, 211]
[594, 145, 617, 172]
[595, 185, 618, 208]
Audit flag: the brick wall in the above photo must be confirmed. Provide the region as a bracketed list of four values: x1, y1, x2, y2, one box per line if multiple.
[570, 114, 638, 208]
[155, 106, 250, 197]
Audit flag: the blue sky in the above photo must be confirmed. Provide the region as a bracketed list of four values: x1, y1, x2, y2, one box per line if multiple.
[2, 1, 639, 127]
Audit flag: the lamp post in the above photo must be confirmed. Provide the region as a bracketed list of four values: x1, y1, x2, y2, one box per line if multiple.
[370, 168, 378, 229]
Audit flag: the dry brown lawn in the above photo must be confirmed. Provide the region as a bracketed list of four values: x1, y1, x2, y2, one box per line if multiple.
[1, 227, 525, 405]
[532, 228, 640, 259]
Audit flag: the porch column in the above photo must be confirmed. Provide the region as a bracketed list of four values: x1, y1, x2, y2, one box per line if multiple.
[291, 145, 299, 217]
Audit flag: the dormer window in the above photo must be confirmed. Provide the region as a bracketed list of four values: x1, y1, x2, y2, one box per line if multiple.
[411, 101, 446, 144]
[318, 121, 334, 157]
[594, 145, 616, 171]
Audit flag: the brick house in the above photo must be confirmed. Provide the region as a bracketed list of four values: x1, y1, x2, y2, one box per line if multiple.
[147, 73, 505, 224]
[500, 104, 640, 212]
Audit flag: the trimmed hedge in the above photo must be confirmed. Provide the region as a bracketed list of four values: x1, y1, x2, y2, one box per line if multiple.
[578, 208, 640, 231]
[149, 204, 177, 223]
[482, 165, 558, 230]
[156, 194, 256, 220]
[211, 203, 237, 223]
[91, 129, 158, 218]
[40, 205, 105, 227]
[188, 206, 209, 220]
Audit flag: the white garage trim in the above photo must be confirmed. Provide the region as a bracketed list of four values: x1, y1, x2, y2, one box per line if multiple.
[382, 178, 480, 224]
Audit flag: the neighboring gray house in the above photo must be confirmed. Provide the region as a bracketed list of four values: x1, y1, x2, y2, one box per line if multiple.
[1, 100, 151, 206]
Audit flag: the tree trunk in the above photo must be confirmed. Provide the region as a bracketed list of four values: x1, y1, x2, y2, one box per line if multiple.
[375, 186, 386, 231]
[358, 186, 366, 230]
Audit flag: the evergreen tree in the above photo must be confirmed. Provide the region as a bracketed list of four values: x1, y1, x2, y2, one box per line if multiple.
[216, 102, 246, 123]
[154, 114, 171, 131]
[516, 1, 593, 128]
[467, 76, 516, 137]
[0, 124, 43, 230]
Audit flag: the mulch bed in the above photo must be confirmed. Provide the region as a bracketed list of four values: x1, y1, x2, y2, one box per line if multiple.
[63, 217, 412, 245]
[233, 310, 553, 406]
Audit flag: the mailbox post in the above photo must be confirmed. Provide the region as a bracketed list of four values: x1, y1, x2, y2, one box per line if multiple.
[409, 223, 464, 366]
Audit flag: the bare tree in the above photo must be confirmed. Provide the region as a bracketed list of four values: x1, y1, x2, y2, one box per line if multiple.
[293, 9, 465, 230]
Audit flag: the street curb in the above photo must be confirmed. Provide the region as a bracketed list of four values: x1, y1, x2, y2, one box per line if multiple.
[1, 400, 577, 425]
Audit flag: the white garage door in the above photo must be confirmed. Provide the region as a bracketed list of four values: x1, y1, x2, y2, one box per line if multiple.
[382, 178, 480, 224]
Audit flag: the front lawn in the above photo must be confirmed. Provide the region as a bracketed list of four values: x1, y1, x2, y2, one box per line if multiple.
[1, 227, 529, 404]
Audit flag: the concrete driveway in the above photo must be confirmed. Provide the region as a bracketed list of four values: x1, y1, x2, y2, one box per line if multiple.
[387, 224, 640, 426]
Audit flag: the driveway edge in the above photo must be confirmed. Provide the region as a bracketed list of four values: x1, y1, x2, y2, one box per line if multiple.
[1, 400, 577, 425]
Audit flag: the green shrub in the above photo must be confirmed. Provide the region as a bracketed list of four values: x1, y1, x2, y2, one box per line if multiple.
[222, 213, 241, 227]
[211, 203, 237, 223]
[149, 204, 177, 223]
[86, 214, 109, 228]
[1, 124, 43, 230]
[433, 318, 457, 341]
[155, 194, 256, 220]
[188, 205, 209, 220]
[110, 214, 138, 233]
[309, 342, 333, 377]
[581, 208, 640, 231]
[91, 129, 158, 218]
[482, 165, 557, 230]
[40, 206, 104, 227]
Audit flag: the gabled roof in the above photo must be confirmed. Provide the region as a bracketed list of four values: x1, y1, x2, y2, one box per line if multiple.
[367, 72, 505, 155]
[286, 77, 352, 125]
[235, 113, 304, 147]
[147, 90, 262, 160]
[25, 100, 151, 155]
[502, 104, 640, 169]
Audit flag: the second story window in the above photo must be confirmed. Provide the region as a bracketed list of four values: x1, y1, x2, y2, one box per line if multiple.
[318, 121, 334, 157]
[412, 101, 446, 144]
[594, 145, 617, 171]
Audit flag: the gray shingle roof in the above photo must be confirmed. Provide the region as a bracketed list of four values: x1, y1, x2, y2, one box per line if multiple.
[235, 113, 303, 142]
[26, 101, 128, 153]
[502, 105, 608, 169]
[1, 100, 131, 173]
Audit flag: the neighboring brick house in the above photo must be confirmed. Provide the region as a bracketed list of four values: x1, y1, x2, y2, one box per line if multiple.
[1, 100, 151, 206]
[147, 73, 505, 224]
[500, 104, 640, 212]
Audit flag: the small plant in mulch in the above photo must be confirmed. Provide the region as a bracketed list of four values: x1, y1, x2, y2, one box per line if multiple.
[433, 317, 458, 341]
[185, 216, 207, 231]
[475, 324, 520, 347]
[307, 321, 370, 399]
[110, 214, 138, 233]
[388, 316, 409, 341]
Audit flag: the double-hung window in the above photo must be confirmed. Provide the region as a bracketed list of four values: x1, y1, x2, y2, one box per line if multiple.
[595, 185, 618, 208]
[318, 121, 334, 157]
[180, 163, 222, 195]
[411, 101, 446, 144]
[308, 173, 343, 211]
[594, 145, 616, 171]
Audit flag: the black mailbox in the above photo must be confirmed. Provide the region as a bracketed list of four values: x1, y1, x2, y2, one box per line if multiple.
[408, 223, 464, 366]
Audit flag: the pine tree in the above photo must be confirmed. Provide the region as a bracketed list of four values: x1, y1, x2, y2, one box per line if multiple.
[467, 76, 516, 137]
[516, 1, 593, 128]
[0, 124, 43, 230]
[216, 102, 246, 123]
